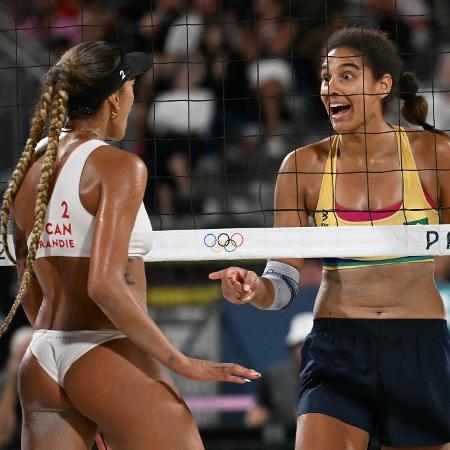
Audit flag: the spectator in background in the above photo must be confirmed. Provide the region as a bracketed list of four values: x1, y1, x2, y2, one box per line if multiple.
[239, 0, 296, 158]
[17, 0, 81, 53]
[293, 1, 346, 130]
[133, 0, 214, 154]
[138, 0, 186, 54]
[132, 1, 189, 158]
[13, 0, 118, 56]
[244, 312, 314, 431]
[114, 0, 183, 52]
[426, 48, 450, 134]
[146, 55, 215, 217]
[346, 0, 417, 70]
[163, 0, 220, 61]
[79, 0, 118, 44]
[200, 23, 254, 144]
[0, 327, 32, 450]
[431, 0, 450, 43]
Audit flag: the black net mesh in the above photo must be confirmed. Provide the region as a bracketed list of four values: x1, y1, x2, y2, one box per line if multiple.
[1, 0, 449, 230]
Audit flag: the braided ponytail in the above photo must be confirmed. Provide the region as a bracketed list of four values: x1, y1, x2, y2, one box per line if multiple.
[1, 75, 56, 264]
[0, 85, 69, 338]
[27, 86, 69, 263]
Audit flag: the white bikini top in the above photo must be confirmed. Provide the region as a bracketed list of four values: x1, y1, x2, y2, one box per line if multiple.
[29, 138, 153, 259]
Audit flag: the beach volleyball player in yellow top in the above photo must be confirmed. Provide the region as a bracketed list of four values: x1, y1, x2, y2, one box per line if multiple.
[211, 27, 450, 450]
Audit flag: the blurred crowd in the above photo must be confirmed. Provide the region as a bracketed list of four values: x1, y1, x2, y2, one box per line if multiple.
[0, 2, 449, 449]
[2, 0, 449, 227]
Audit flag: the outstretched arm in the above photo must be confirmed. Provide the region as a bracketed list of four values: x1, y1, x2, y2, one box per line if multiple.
[88, 147, 259, 383]
[210, 149, 306, 308]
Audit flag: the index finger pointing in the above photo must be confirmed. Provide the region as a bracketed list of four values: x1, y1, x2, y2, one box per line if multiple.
[209, 267, 240, 281]
[209, 270, 228, 280]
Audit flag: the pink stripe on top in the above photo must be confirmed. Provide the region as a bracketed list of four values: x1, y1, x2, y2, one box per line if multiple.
[335, 200, 403, 221]
[335, 184, 437, 222]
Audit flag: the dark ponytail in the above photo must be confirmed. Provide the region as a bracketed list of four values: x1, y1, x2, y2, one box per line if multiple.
[399, 72, 433, 131]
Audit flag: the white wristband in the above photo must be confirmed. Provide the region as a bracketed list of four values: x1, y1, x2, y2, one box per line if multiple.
[259, 260, 300, 310]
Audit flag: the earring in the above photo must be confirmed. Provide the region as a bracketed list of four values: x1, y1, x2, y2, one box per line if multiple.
[111, 109, 120, 119]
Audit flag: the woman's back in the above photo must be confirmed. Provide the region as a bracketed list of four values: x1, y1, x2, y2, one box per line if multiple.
[0, 41, 260, 450]
[12, 134, 148, 331]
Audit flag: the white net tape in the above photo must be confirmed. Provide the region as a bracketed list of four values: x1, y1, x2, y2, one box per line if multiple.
[2, 225, 450, 265]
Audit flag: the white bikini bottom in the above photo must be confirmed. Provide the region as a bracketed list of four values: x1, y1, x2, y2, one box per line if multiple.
[29, 329, 126, 387]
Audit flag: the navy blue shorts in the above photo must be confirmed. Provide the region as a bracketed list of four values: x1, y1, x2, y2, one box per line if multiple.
[298, 318, 450, 447]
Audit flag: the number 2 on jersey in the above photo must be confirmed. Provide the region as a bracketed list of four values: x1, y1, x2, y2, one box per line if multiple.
[61, 201, 70, 218]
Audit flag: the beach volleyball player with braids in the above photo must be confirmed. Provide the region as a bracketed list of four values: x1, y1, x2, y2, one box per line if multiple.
[210, 27, 450, 449]
[0, 41, 260, 449]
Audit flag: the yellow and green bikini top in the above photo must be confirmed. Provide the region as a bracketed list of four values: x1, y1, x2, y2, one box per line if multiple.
[314, 126, 439, 270]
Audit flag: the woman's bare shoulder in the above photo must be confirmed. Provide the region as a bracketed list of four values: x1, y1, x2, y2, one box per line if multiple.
[87, 144, 147, 180]
[280, 137, 333, 173]
[407, 128, 450, 168]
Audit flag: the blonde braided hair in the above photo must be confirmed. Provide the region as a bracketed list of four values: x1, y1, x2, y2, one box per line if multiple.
[0, 83, 69, 338]
[1, 75, 56, 264]
[0, 42, 122, 337]
[1, 42, 122, 263]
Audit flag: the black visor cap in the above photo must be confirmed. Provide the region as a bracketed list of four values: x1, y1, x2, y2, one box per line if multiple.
[68, 50, 153, 109]
[123, 51, 153, 79]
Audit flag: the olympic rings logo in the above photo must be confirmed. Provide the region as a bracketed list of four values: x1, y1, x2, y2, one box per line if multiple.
[203, 232, 244, 253]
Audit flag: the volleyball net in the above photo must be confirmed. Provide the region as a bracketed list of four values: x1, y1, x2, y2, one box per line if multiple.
[2, 225, 450, 265]
[0, 0, 450, 264]
[2, 1, 450, 434]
